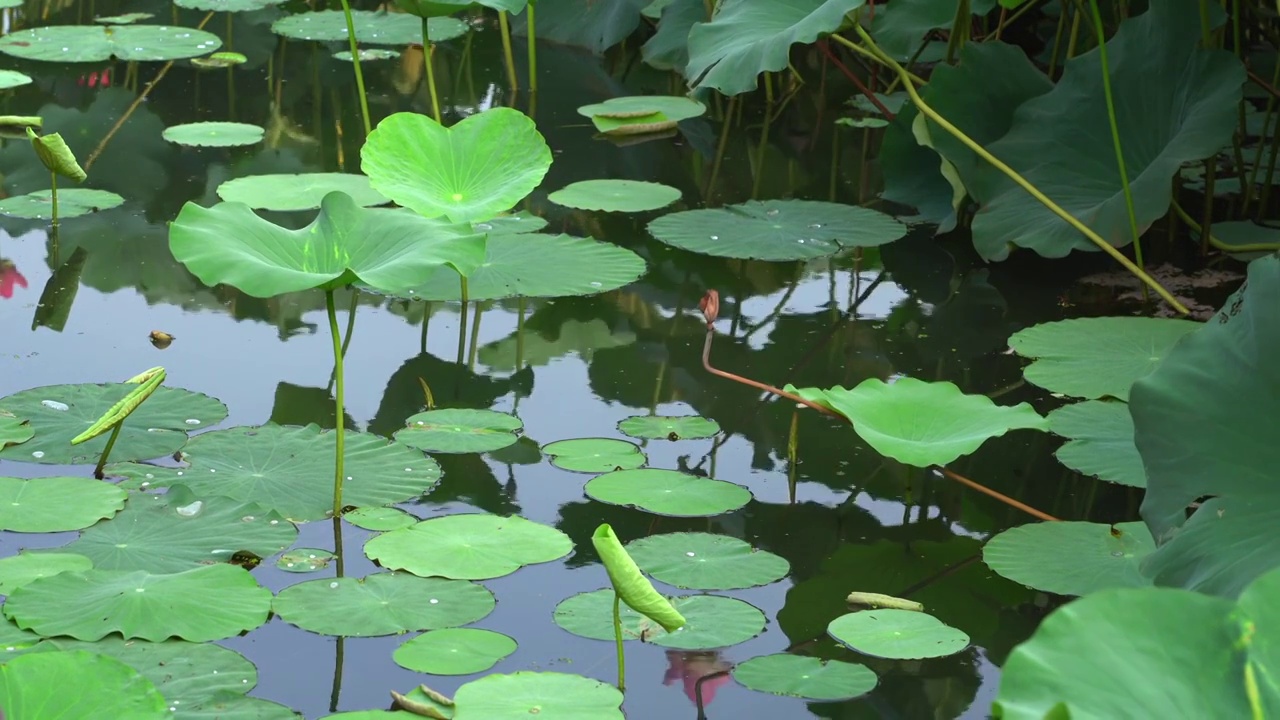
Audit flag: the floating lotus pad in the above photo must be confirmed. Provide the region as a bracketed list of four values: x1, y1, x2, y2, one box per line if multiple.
[189, 51, 248, 68]
[0, 383, 227, 465]
[1049, 400, 1145, 487]
[0, 25, 223, 62]
[272, 572, 495, 637]
[95, 13, 156, 24]
[215, 173, 389, 211]
[162, 121, 265, 147]
[983, 521, 1156, 597]
[452, 672, 624, 720]
[0, 552, 93, 594]
[5, 564, 272, 642]
[617, 414, 720, 440]
[731, 654, 877, 701]
[108, 424, 441, 522]
[488, 435, 542, 465]
[365, 514, 572, 580]
[576, 96, 706, 135]
[585, 468, 752, 516]
[175, 0, 287, 10]
[0, 477, 126, 533]
[276, 548, 337, 573]
[343, 506, 419, 531]
[0, 618, 40, 656]
[625, 532, 789, 590]
[0, 411, 31, 449]
[0, 188, 125, 220]
[542, 438, 646, 473]
[828, 609, 969, 660]
[548, 180, 681, 212]
[648, 199, 907, 261]
[394, 408, 523, 454]
[394, 628, 517, 675]
[272, 11, 467, 45]
[1008, 317, 1201, 401]
[553, 589, 766, 650]
[334, 49, 401, 62]
[0, 650, 168, 719]
[0, 70, 31, 89]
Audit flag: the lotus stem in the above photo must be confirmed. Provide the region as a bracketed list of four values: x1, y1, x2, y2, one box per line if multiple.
[1172, 199, 1280, 252]
[49, 171, 58, 228]
[422, 18, 442, 123]
[92, 421, 122, 480]
[516, 297, 526, 371]
[613, 591, 625, 692]
[337, 0, 372, 135]
[326, 289, 347, 519]
[456, 276, 469, 365]
[817, 40, 894, 118]
[843, 27, 1188, 315]
[498, 11, 519, 90]
[526, 2, 538, 93]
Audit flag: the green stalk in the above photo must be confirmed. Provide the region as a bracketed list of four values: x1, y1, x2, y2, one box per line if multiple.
[613, 592, 626, 692]
[1172, 199, 1280, 252]
[515, 297, 526, 371]
[526, 2, 538, 92]
[498, 11, 519, 90]
[422, 17, 442, 123]
[92, 422, 122, 479]
[456, 276, 469, 366]
[49, 171, 58, 228]
[842, 28, 1188, 315]
[326, 290, 347, 519]
[337, 0, 372, 135]
[1087, 0, 1145, 297]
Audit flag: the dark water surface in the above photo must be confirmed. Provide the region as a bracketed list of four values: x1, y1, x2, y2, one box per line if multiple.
[0, 2, 1129, 718]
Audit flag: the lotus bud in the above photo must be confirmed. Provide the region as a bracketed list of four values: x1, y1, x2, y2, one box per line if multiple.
[699, 289, 719, 327]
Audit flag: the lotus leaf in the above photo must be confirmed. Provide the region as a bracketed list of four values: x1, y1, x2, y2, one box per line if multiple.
[0, 476, 126, 532]
[731, 654, 876, 700]
[592, 524, 686, 631]
[625, 532, 789, 590]
[828, 609, 969, 659]
[513, 0, 646, 53]
[616, 414, 719, 440]
[553, 589, 766, 649]
[272, 572, 495, 636]
[548, 180, 681, 212]
[983, 521, 1155, 596]
[481, 319, 636, 371]
[95, 13, 156, 24]
[542, 438, 646, 473]
[0, 618, 40, 656]
[344, 506, 419, 531]
[586, 468, 751, 516]
[0, 411, 32, 448]
[1048, 400, 1145, 487]
[333, 48, 401, 62]
[0, 650, 168, 719]
[271, 11, 466, 45]
[0, 25, 222, 62]
[364, 514, 572, 580]
[0, 552, 93, 595]
[215, 173, 389, 211]
[453, 671, 624, 719]
[163, 121, 265, 147]
[640, 0, 702, 72]
[394, 628, 517, 675]
[870, 0, 996, 60]
[190, 51, 249, 69]
[0, 188, 125, 220]
[175, 0, 287, 10]
[394, 408, 523, 454]
[0, 70, 32, 89]
[576, 96, 705, 134]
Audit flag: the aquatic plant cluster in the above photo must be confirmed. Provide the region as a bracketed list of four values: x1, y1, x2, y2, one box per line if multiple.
[0, 0, 1277, 717]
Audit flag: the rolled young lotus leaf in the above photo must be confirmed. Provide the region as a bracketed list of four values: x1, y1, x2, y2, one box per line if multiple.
[591, 524, 686, 632]
[26, 127, 86, 182]
[71, 368, 166, 445]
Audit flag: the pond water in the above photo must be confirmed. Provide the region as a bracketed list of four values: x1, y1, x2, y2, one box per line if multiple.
[0, 3, 1141, 718]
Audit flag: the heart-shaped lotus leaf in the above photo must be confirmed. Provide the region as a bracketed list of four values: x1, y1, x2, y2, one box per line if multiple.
[362, 109, 552, 224]
[162, 121, 265, 147]
[0, 552, 93, 595]
[452, 672, 623, 720]
[215, 173, 389, 211]
[272, 11, 467, 45]
[553, 589, 766, 650]
[0, 476, 126, 532]
[625, 532, 789, 590]
[364, 514, 572, 580]
[1009, 317, 1200, 401]
[685, 0, 864, 95]
[548, 180, 681, 212]
[789, 378, 1048, 467]
[983, 521, 1156, 597]
[993, 565, 1280, 718]
[272, 572, 495, 637]
[617, 414, 719, 440]
[1132, 255, 1280, 598]
[575, 96, 705, 134]
[731, 654, 877, 701]
[648, 199, 906, 261]
[5, 564, 272, 641]
[0, 411, 32, 449]
[0, 650, 168, 719]
[0, 25, 223, 62]
[169, 191, 486, 297]
[394, 628, 517, 675]
[828, 609, 969, 659]
[586, 468, 752, 516]
[1049, 400, 1145, 487]
[0, 188, 125, 220]
[541, 438, 646, 473]
[57, 484, 296, 573]
[106, 424, 441, 522]
[394, 408, 522, 454]
[0, 383, 227, 465]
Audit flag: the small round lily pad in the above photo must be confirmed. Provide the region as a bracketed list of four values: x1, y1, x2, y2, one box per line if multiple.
[394, 409, 522, 454]
[394, 628, 517, 675]
[731, 654, 877, 700]
[343, 506, 419, 531]
[626, 532, 789, 590]
[553, 589, 766, 650]
[541, 438, 646, 473]
[585, 469, 752, 517]
[276, 548, 337, 573]
[617, 414, 720, 440]
[364, 514, 572, 580]
[547, 180, 681, 213]
[0, 189, 125, 220]
[827, 609, 969, 659]
[163, 121, 265, 147]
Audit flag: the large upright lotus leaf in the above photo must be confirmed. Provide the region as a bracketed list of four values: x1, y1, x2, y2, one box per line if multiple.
[1132, 255, 1280, 598]
[983, 521, 1155, 596]
[272, 11, 466, 45]
[384, 233, 646, 301]
[1009, 317, 1201, 401]
[641, 0, 702, 72]
[272, 572, 495, 637]
[685, 0, 864, 95]
[453, 672, 624, 720]
[514, 0, 647, 53]
[107, 424, 441, 522]
[0, 476, 126, 532]
[0, 650, 168, 719]
[216, 173, 389, 211]
[993, 567, 1280, 718]
[5, 565, 272, 642]
[1049, 400, 1145, 487]
[0, 383, 227, 465]
[362, 110, 551, 224]
[869, 0, 996, 60]
[58, 485, 297, 572]
[647, 200, 906, 261]
[967, 0, 1243, 259]
[0, 25, 222, 62]
[585, 469, 752, 516]
[364, 514, 573, 580]
[0, 411, 32, 448]
[625, 532, 789, 590]
[170, 191, 486, 297]
[553, 589, 766, 649]
[789, 378, 1048, 467]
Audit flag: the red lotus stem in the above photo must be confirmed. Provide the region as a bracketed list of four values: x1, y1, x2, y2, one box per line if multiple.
[817, 39, 895, 120]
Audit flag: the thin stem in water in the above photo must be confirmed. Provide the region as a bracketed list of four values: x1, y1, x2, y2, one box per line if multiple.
[526, 2, 538, 92]
[422, 18, 442, 123]
[498, 11, 519, 90]
[326, 290, 347, 519]
[337, 0, 372, 135]
[613, 591, 626, 692]
[49, 171, 58, 228]
[93, 421, 123, 479]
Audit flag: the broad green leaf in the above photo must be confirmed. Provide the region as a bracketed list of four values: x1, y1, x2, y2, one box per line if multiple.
[1132, 255, 1280, 597]
[0, 650, 168, 719]
[394, 0, 474, 17]
[641, 0, 702, 72]
[0, 70, 32, 89]
[553, 589, 765, 650]
[171, 192, 486, 297]
[0, 25, 223, 62]
[983, 521, 1156, 596]
[1049, 400, 1145, 487]
[72, 366, 165, 444]
[592, 524, 686, 631]
[276, 548, 336, 573]
[788, 378, 1048, 467]
[542, 438, 646, 472]
[828, 609, 969, 659]
[1009, 317, 1201, 401]
[272, 572, 495, 637]
[585, 468, 752, 516]
[215, 173, 389, 211]
[394, 628, 517, 675]
[648, 199, 906, 260]
[731, 655, 876, 700]
[271, 11, 466, 45]
[0, 410, 32, 449]
[162, 121, 265, 147]
[27, 128, 86, 182]
[362, 109, 551, 224]
[548, 180, 681, 212]
[0, 383, 227, 465]
[685, 0, 865, 95]
[0, 477, 126, 532]
[365, 514, 572, 580]
[616, 414, 719, 440]
[625, 532, 789, 590]
[394, 408, 522, 454]
[344, 506, 419, 531]
[5, 564, 272, 641]
[513, 0, 646, 53]
[869, 0, 997, 60]
[189, 51, 248, 68]
[452, 672, 624, 720]
[0, 552, 93, 594]
[0, 188, 125, 220]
